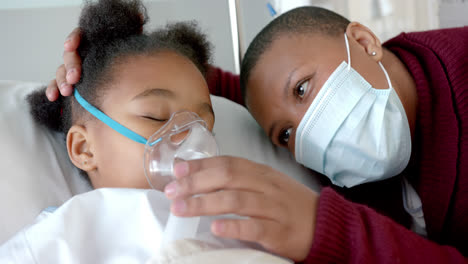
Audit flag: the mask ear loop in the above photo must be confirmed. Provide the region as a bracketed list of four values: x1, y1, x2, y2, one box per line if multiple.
[344, 33, 392, 89]
[344, 33, 351, 71]
[378, 62, 393, 89]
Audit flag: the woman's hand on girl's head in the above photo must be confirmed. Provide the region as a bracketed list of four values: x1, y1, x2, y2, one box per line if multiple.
[46, 28, 83, 101]
[164, 156, 319, 262]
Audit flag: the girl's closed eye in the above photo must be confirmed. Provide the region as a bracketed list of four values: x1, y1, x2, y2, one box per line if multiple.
[142, 116, 167, 122]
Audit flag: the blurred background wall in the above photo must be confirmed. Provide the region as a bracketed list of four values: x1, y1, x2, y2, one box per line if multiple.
[0, 0, 466, 82]
[0, 0, 237, 82]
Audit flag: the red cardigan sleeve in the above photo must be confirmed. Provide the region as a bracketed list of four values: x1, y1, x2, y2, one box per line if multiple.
[206, 66, 243, 106]
[303, 187, 468, 263]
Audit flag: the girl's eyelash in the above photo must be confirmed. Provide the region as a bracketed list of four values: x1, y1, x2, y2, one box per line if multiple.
[143, 116, 167, 122]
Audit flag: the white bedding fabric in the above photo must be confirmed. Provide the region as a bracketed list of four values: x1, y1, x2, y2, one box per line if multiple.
[0, 188, 291, 264]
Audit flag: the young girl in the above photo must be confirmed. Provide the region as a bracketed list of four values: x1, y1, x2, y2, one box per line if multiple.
[28, 0, 215, 190]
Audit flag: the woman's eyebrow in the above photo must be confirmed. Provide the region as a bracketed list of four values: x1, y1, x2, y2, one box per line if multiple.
[132, 88, 175, 101]
[283, 67, 299, 98]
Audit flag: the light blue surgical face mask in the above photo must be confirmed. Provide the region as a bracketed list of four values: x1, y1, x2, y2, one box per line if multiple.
[294, 33, 411, 188]
[73, 89, 218, 190]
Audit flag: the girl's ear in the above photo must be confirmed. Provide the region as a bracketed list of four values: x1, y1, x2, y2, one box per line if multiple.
[345, 22, 383, 62]
[66, 125, 97, 172]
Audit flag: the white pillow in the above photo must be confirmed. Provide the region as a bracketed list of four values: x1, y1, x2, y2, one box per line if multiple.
[211, 96, 320, 189]
[0, 80, 320, 244]
[0, 81, 88, 244]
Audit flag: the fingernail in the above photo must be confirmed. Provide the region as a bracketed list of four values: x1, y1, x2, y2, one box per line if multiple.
[67, 68, 75, 78]
[174, 162, 189, 179]
[61, 84, 72, 95]
[64, 38, 71, 47]
[60, 82, 68, 90]
[172, 200, 186, 215]
[213, 221, 225, 235]
[164, 181, 179, 198]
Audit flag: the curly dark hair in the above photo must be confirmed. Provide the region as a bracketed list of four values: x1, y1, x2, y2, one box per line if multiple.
[28, 0, 212, 135]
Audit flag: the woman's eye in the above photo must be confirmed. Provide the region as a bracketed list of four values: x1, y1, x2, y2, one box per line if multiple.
[294, 80, 309, 99]
[278, 127, 292, 146]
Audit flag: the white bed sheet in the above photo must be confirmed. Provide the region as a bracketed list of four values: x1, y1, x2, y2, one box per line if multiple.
[0, 188, 291, 264]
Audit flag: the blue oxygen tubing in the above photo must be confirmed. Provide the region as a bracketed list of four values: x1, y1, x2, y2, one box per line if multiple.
[74, 89, 161, 145]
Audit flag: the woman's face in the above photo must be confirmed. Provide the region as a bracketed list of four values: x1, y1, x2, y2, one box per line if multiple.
[245, 32, 390, 156]
[81, 51, 213, 190]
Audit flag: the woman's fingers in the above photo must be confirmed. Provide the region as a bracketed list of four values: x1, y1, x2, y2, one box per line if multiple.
[56, 64, 73, 96]
[63, 50, 82, 85]
[171, 190, 284, 220]
[167, 156, 271, 199]
[64, 27, 82, 52]
[63, 27, 82, 85]
[46, 64, 73, 101]
[172, 156, 226, 179]
[46, 79, 59, 101]
[46, 28, 82, 101]
[212, 217, 312, 261]
[211, 218, 285, 254]
[166, 155, 320, 261]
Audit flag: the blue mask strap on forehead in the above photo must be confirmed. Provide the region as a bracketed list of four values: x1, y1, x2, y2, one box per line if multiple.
[74, 89, 150, 145]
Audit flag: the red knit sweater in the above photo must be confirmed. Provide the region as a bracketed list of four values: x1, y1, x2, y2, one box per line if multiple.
[207, 27, 468, 263]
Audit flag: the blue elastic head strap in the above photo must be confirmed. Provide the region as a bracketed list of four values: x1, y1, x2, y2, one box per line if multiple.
[74, 89, 150, 145]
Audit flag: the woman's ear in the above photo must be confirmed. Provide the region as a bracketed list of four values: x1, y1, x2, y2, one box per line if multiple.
[66, 125, 97, 172]
[345, 22, 383, 62]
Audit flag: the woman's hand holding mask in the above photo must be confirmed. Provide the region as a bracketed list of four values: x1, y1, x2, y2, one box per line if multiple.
[164, 156, 319, 262]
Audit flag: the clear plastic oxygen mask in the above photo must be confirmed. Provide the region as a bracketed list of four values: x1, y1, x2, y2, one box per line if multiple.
[143, 110, 218, 246]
